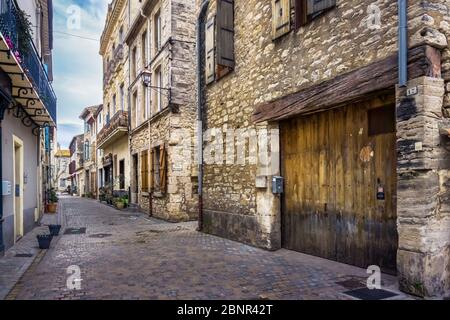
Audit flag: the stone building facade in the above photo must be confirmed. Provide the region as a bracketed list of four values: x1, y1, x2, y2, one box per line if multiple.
[79, 105, 100, 198]
[125, 0, 198, 221]
[53, 148, 71, 193]
[200, 0, 450, 298]
[98, 0, 140, 196]
[69, 134, 85, 196]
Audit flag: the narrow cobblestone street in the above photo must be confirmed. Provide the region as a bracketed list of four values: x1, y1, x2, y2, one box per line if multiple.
[4, 196, 409, 300]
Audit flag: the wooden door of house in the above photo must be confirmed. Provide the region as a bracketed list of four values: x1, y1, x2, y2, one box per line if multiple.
[281, 94, 398, 273]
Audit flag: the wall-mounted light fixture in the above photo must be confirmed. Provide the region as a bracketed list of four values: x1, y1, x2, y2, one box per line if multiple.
[141, 69, 151, 87]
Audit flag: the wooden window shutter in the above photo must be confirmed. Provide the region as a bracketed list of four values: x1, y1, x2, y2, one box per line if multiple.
[159, 144, 167, 193]
[150, 148, 155, 191]
[272, 0, 291, 39]
[294, 0, 307, 29]
[205, 17, 216, 85]
[307, 0, 336, 16]
[141, 151, 149, 192]
[140, 153, 144, 191]
[216, 0, 235, 70]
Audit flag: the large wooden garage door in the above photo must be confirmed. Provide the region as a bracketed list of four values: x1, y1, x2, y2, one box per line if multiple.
[281, 94, 398, 273]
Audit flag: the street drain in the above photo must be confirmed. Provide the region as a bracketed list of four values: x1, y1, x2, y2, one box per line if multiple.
[336, 279, 366, 290]
[64, 227, 86, 235]
[89, 233, 113, 239]
[14, 253, 33, 258]
[344, 288, 398, 300]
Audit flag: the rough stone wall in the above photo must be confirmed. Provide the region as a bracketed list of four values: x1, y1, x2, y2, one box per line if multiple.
[128, 0, 198, 221]
[201, 0, 450, 261]
[395, 0, 450, 298]
[202, 0, 425, 250]
[396, 77, 450, 298]
[423, 0, 450, 115]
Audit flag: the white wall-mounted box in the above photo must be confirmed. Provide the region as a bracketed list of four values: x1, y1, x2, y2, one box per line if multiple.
[2, 181, 12, 196]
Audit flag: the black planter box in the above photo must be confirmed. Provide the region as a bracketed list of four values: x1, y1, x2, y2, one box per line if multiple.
[37, 234, 53, 249]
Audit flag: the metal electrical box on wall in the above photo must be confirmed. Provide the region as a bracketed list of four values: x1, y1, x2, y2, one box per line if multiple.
[272, 176, 284, 194]
[2, 181, 12, 196]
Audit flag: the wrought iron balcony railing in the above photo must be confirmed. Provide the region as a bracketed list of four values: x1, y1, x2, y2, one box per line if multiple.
[97, 110, 128, 148]
[103, 44, 124, 88]
[0, 0, 57, 123]
[102, 153, 113, 167]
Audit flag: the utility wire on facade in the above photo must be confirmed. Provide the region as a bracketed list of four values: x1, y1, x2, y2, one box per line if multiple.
[53, 31, 100, 42]
[31, 22, 100, 42]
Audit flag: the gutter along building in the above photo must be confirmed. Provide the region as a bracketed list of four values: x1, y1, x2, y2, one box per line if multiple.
[0, 0, 56, 253]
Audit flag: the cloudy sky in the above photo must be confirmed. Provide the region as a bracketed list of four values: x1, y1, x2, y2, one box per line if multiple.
[53, 0, 110, 148]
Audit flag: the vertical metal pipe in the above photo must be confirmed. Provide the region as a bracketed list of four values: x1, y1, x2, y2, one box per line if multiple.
[196, 0, 210, 231]
[0, 121, 4, 255]
[398, 0, 408, 87]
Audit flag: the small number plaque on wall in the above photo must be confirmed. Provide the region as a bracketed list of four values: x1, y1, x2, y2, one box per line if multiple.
[406, 87, 418, 96]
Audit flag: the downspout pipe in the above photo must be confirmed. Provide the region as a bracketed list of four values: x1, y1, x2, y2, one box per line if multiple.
[398, 0, 408, 87]
[0, 92, 10, 255]
[0, 119, 4, 255]
[139, 6, 153, 217]
[197, 0, 210, 232]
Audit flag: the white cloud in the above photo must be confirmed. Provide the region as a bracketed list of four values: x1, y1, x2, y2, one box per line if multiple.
[53, 0, 109, 147]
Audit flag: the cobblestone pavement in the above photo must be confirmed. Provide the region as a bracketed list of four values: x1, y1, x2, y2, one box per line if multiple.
[0, 209, 62, 299]
[7, 196, 412, 300]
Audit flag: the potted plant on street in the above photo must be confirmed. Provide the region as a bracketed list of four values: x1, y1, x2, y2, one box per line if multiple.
[37, 234, 53, 249]
[121, 195, 129, 208]
[47, 188, 59, 214]
[115, 199, 125, 210]
[99, 187, 106, 202]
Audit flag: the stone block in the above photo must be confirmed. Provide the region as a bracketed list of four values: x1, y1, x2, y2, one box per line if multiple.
[398, 248, 450, 298]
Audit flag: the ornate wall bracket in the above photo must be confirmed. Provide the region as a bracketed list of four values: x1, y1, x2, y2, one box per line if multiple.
[0, 90, 50, 136]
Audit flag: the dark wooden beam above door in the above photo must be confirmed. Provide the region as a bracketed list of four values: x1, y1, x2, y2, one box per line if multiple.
[252, 45, 442, 123]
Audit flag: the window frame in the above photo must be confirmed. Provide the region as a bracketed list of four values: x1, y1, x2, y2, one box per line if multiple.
[120, 84, 125, 111]
[141, 150, 149, 192]
[154, 10, 162, 54]
[142, 30, 148, 68]
[131, 46, 137, 80]
[132, 90, 139, 128]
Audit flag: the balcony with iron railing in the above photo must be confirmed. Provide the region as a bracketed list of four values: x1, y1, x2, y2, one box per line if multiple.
[97, 110, 128, 149]
[0, 0, 57, 125]
[103, 44, 125, 89]
[102, 153, 113, 167]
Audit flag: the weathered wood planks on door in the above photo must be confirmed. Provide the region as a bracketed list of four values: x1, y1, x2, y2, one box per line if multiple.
[281, 94, 398, 273]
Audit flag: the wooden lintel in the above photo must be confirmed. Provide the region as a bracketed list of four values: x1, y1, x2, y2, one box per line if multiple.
[253, 45, 442, 123]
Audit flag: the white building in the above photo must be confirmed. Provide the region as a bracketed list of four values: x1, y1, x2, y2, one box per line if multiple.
[0, 0, 56, 253]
